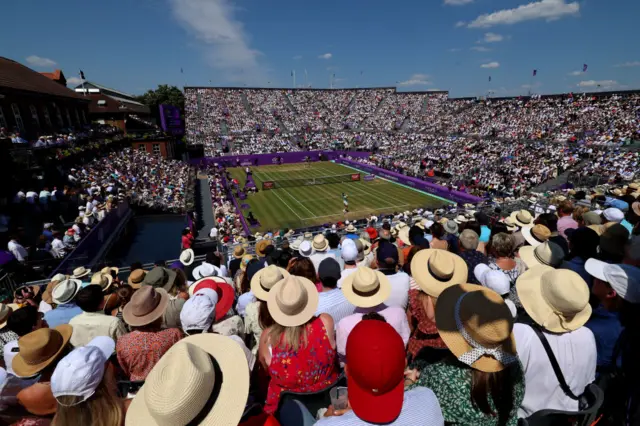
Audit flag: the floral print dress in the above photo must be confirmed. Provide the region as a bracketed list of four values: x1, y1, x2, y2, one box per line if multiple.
[264, 316, 339, 414]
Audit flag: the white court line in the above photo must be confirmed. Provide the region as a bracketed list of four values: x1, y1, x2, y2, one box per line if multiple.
[256, 169, 317, 218]
[300, 204, 410, 220]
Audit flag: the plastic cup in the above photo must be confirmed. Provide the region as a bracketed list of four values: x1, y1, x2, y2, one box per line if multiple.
[330, 386, 348, 410]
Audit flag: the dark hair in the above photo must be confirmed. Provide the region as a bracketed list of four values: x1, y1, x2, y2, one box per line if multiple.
[7, 306, 39, 336]
[206, 252, 221, 267]
[431, 222, 445, 239]
[240, 260, 259, 294]
[465, 221, 482, 237]
[403, 246, 425, 276]
[75, 285, 104, 312]
[326, 233, 340, 249]
[470, 365, 518, 426]
[408, 226, 424, 245]
[258, 300, 275, 329]
[277, 251, 292, 268]
[535, 213, 558, 232]
[116, 285, 134, 304]
[289, 257, 317, 283]
[489, 223, 508, 242]
[362, 312, 387, 322]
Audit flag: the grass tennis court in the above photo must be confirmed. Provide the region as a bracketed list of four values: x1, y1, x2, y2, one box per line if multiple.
[228, 162, 453, 232]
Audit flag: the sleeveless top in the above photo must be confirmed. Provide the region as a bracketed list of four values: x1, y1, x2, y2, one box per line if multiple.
[407, 289, 447, 358]
[264, 316, 339, 414]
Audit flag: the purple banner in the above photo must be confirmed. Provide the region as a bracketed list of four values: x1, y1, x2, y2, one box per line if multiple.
[336, 159, 482, 205]
[363, 174, 376, 181]
[193, 150, 371, 167]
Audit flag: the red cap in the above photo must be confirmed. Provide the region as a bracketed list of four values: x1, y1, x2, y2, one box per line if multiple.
[366, 227, 378, 240]
[346, 320, 406, 423]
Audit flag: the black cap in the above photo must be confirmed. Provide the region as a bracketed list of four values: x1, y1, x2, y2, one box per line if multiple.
[318, 257, 341, 282]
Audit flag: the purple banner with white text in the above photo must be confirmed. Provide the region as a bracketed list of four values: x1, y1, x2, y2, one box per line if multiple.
[194, 150, 371, 167]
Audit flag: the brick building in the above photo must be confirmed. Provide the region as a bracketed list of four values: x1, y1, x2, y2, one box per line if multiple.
[0, 57, 90, 139]
[131, 137, 176, 159]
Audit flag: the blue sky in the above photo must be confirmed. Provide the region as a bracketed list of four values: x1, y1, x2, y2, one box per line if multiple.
[2, 0, 639, 97]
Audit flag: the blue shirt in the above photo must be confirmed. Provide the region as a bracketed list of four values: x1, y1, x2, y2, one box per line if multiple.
[479, 225, 491, 243]
[561, 257, 593, 288]
[44, 303, 83, 328]
[42, 230, 53, 241]
[605, 198, 629, 211]
[345, 233, 359, 240]
[585, 305, 623, 368]
[315, 288, 356, 324]
[621, 219, 633, 236]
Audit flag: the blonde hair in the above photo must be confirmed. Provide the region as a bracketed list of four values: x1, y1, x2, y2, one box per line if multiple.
[268, 321, 312, 352]
[573, 206, 589, 224]
[53, 380, 123, 426]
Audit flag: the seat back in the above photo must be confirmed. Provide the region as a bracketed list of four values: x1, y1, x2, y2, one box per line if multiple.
[275, 373, 347, 420]
[522, 384, 604, 426]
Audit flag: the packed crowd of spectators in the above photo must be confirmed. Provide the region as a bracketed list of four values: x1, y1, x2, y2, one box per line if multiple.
[2, 176, 639, 426]
[205, 167, 245, 244]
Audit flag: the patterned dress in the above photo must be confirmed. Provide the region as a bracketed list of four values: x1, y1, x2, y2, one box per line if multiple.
[411, 359, 525, 426]
[264, 317, 339, 414]
[116, 328, 183, 381]
[407, 290, 447, 358]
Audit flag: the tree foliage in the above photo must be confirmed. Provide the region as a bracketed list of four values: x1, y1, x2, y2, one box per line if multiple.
[135, 85, 184, 122]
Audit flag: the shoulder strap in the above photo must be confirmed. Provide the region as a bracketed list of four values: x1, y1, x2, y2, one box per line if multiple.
[531, 326, 580, 400]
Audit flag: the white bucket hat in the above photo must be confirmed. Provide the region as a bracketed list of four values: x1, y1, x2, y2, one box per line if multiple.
[52, 279, 83, 305]
[192, 263, 219, 281]
[298, 241, 313, 257]
[509, 210, 534, 228]
[180, 249, 195, 266]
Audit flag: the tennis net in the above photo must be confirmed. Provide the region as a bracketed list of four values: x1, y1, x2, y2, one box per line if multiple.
[262, 173, 361, 190]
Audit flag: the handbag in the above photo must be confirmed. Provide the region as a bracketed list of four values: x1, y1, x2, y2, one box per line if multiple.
[531, 326, 589, 411]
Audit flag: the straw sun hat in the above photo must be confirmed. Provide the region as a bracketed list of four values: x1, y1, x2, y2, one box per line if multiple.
[122, 286, 169, 328]
[250, 264, 290, 301]
[522, 224, 551, 248]
[518, 241, 565, 269]
[13, 325, 73, 378]
[516, 265, 591, 333]
[435, 284, 517, 373]
[125, 334, 250, 426]
[267, 275, 319, 327]
[410, 250, 468, 298]
[341, 267, 391, 308]
[180, 248, 195, 266]
[509, 210, 534, 228]
[312, 234, 329, 252]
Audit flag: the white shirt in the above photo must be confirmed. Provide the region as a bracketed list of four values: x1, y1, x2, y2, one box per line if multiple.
[383, 271, 410, 310]
[514, 323, 596, 418]
[309, 251, 337, 273]
[314, 387, 444, 426]
[69, 312, 128, 348]
[51, 238, 66, 258]
[315, 289, 356, 325]
[7, 240, 27, 262]
[209, 227, 218, 238]
[337, 266, 359, 288]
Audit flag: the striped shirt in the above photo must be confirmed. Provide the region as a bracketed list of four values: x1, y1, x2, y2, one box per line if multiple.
[314, 387, 444, 426]
[315, 289, 356, 325]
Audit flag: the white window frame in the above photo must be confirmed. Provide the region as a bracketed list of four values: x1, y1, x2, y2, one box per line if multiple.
[11, 104, 24, 132]
[29, 105, 40, 127]
[152, 143, 161, 155]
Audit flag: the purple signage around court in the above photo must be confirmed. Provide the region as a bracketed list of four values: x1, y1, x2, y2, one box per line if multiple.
[335, 158, 482, 205]
[194, 150, 370, 167]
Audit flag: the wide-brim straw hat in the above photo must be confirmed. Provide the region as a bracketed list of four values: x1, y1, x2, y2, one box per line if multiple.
[397, 227, 412, 246]
[345, 224, 357, 233]
[255, 240, 271, 257]
[435, 284, 516, 373]
[411, 250, 468, 298]
[516, 265, 592, 333]
[342, 267, 391, 308]
[180, 248, 195, 266]
[267, 275, 319, 327]
[233, 245, 246, 259]
[250, 265, 290, 301]
[125, 334, 250, 426]
[128, 269, 146, 288]
[240, 254, 254, 271]
[13, 325, 73, 378]
[122, 287, 169, 327]
[100, 266, 120, 277]
[509, 210, 534, 228]
[518, 241, 565, 269]
[522, 224, 551, 248]
[290, 236, 304, 251]
[71, 266, 91, 279]
[312, 234, 329, 252]
[90, 272, 114, 292]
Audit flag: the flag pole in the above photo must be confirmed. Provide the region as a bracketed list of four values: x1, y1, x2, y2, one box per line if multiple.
[79, 70, 86, 96]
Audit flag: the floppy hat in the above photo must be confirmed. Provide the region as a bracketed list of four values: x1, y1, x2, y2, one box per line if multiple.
[435, 284, 517, 373]
[603, 208, 624, 223]
[304, 232, 314, 241]
[516, 266, 591, 333]
[142, 267, 177, 292]
[232, 245, 246, 259]
[128, 269, 146, 289]
[474, 264, 510, 296]
[444, 220, 459, 235]
[518, 241, 564, 268]
[522, 224, 551, 247]
[298, 241, 313, 257]
[180, 290, 218, 333]
[71, 267, 91, 279]
[239, 254, 254, 272]
[192, 263, 219, 281]
[122, 286, 169, 327]
[345, 224, 357, 233]
[52, 279, 83, 305]
[0, 304, 12, 329]
[188, 277, 235, 322]
[255, 240, 272, 257]
[266, 275, 319, 327]
[312, 234, 329, 252]
[89, 273, 113, 292]
[250, 264, 290, 301]
[509, 210, 534, 227]
[410, 250, 468, 297]
[341, 267, 391, 308]
[13, 325, 73, 378]
[585, 259, 640, 303]
[346, 320, 407, 424]
[51, 336, 115, 405]
[180, 248, 195, 266]
[397, 227, 412, 246]
[126, 334, 250, 426]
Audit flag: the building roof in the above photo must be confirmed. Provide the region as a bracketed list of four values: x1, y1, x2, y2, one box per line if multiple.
[87, 93, 150, 115]
[76, 81, 138, 101]
[0, 57, 84, 100]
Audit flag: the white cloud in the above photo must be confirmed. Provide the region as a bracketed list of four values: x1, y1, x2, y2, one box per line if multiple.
[318, 53, 333, 60]
[445, 0, 474, 5]
[482, 32, 504, 42]
[468, 0, 579, 28]
[471, 46, 492, 52]
[577, 80, 617, 88]
[455, 21, 466, 28]
[293, 55, 303, 60]
[66, 77, 83, 87]
[481, 62, 500, 68]
[449, 48, 462, 52]
[398, 73, 432, 86]
[169, 0, 266, 84]
[614, 61, 640, 68]
[25, 55, 57, 68]
[568, 71, 583, 76]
